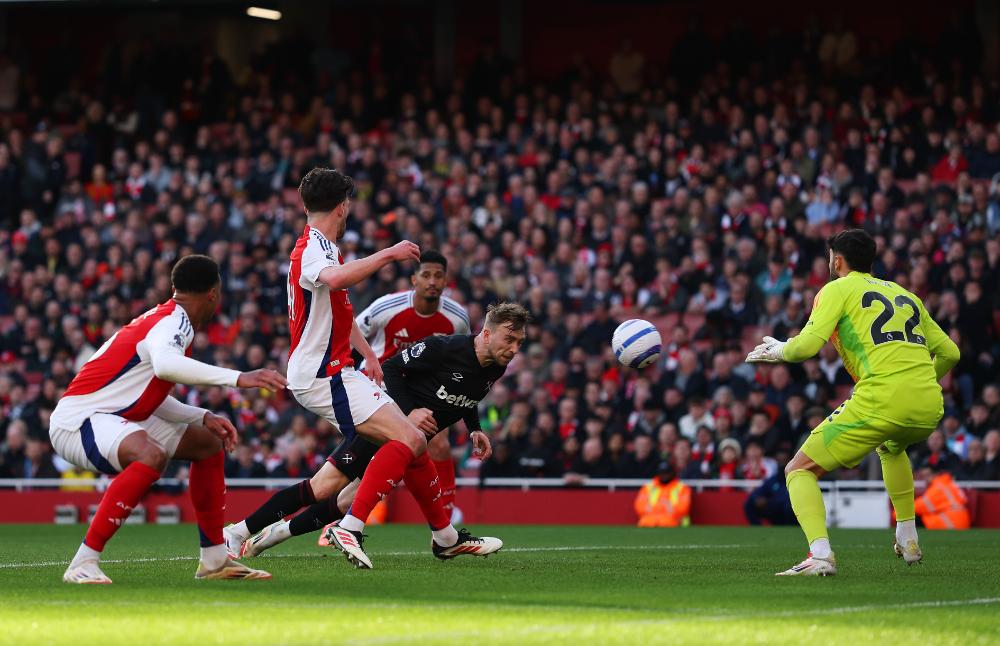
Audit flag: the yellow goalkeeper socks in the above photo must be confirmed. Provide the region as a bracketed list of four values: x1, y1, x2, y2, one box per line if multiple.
[786, 469, 829, 548]
[878, 446, 916, 522]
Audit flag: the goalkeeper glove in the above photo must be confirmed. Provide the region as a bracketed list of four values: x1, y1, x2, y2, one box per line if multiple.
[745, 336, 787, 363]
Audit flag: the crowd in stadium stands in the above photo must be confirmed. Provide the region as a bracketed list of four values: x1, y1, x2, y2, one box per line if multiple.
[0, 20, 998, 488]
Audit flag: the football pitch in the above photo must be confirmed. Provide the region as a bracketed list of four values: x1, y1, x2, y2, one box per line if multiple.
[1, 524, 998, 645]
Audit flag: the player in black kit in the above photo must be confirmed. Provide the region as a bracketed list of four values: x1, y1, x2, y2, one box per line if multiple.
[224, 303, 529, 562]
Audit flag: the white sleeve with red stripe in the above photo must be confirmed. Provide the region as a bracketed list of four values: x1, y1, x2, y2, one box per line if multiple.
[300, 234, 340, 288]
[143, 312, 241, 387]
[441, 295, 471, 334]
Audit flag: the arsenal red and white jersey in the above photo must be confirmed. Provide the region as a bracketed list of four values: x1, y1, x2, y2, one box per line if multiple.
[51, 300, 195, 430]
[357, 291, 470, 365]
[287, 225, 355, 390]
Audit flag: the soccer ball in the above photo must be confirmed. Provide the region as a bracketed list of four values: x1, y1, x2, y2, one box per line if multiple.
[612, 319, 662, 369]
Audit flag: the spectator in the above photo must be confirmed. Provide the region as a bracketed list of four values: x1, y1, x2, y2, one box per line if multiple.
[914, 430, 960, 473]
[714, 438, 742, 483]
[633, 461, 691, 527]
[619, 434, 659, 479]
[678, 396, 714, 440]
[564, 437, 614, 484]
[225, 444, 268, 479]
[22, 437, 59, 479]
[740, 441, 777, 480]
[959, 439, 997, 481]
[0, 420, 28, 477]
[743, 451, 796, 526]
[982, 430, 1000, 474]
[480, 441, 519, 479]
[914, 464, 971, 530]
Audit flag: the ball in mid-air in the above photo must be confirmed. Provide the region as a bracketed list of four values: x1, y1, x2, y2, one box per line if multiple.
[612, 319, 662, 369]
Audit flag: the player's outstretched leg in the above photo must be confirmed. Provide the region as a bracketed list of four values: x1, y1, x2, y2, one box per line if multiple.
[878, 443, 922, 564]
[245, 496, 346, 557]
[778, 453, 837, 576]
[63, 432, 164, 585]
[225, 480, 317, 557]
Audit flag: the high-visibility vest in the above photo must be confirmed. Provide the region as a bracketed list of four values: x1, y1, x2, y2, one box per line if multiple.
[634, 478, 692, 527]
[915, 473, 970, 530]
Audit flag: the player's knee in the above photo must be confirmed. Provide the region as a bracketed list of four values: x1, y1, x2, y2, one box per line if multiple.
[310, 469, 346, 500]
[399, 426, 427, 455]
[133, 441, 168, 472]
[427, 435, 450, 461]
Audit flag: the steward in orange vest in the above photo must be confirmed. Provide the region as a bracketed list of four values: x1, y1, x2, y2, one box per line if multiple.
[915, 467, 970, 530]
[634, 461, 691, 527]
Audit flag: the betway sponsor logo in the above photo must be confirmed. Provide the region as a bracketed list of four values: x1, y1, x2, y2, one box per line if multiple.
[436, 385, 480, 408]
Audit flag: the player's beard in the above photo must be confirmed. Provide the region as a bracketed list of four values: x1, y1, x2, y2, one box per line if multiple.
[336, 217, 347, 240]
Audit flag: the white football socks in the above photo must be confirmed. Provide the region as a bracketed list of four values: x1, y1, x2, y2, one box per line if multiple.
[339, 514, 365, 533]
[229, 520, 251, 542]
[270, 521, 292, 543]
[201, 544, 228, 570]
[896, 518, 918, 545]
[809, 538, 832, 559]
[432, 525, 459, 547]
[70, 542, 101, 567]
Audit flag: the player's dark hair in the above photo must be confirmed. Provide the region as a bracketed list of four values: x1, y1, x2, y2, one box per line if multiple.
[298, 168, 355, 213]
[171, 255, 220, 293]
[485, 302, 531, 332]
[419, 250, 448, 272]
[828, 228, 876, 273]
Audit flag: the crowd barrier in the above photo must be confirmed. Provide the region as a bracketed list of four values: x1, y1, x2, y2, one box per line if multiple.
[1, 478, 999, 528]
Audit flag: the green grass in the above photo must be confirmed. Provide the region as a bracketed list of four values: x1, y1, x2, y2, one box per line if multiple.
[1, 524, 998, 645]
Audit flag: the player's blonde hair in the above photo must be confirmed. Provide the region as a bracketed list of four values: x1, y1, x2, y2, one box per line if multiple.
[485, 302, 530, 332]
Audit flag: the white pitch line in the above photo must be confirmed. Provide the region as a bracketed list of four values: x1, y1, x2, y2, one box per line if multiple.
[0, 543, 745, 570]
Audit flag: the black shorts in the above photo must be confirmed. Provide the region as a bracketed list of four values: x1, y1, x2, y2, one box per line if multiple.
[325, 435, 379, 481]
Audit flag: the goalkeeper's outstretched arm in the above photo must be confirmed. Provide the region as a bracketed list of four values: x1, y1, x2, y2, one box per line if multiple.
[747, 283, 843, 364]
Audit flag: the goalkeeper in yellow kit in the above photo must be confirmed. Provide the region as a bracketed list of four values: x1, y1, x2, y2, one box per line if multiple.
[746, 229, 960, 576]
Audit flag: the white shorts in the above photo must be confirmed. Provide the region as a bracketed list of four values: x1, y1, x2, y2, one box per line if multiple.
[292, 368, 393, 440]
[49, 413, 188, 475]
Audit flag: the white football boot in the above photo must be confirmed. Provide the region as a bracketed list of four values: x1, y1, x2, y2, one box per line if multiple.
[776, 552, 838, 576]
[63, 560, 112, 585]
[894, 539, 923, 565]
[195, 558, 271, 580]
[244, 521, 291, 557]
[433, 528, 503, 560]
[323, 522, 373, 569]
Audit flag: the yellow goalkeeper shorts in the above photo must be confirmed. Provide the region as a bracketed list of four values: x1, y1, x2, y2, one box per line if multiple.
[800, 399, 937, 471]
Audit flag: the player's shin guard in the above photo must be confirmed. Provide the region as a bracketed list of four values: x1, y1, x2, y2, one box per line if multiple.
[432, 458, 457, 513]
[878, 445, 915, 522]
[245, 479, 317, 534]
[406, 452, 451, 531]
[289, 498, 344, 536]
[190, 450, 226, 548]
[786, 469, 828, 545]
[83, 462, 160, 552]
[349, 440, 414, 524]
